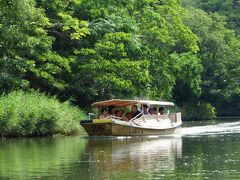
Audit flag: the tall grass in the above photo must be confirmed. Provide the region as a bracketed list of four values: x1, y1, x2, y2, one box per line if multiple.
[0, 90, 87, 137]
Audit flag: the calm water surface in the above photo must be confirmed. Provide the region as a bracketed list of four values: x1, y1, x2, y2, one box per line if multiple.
[1, 120, 240, 179]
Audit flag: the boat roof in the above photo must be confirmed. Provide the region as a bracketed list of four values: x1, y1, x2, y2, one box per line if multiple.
[91, 99, 174, 107]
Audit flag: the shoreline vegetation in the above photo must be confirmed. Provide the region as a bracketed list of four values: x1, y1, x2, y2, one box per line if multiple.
[0, 91, 86, 138]
[181, 102, 216, 121]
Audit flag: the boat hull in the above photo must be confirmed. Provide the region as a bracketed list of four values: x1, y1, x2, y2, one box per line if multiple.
[80, 120, 181, 136]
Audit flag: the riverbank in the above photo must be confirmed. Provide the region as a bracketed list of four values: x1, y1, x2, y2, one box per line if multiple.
[0, 90, 87, 138]
[180, 102, 216, 121]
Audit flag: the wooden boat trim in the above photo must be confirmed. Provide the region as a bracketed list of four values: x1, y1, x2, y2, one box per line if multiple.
[92, 99, 174, 107]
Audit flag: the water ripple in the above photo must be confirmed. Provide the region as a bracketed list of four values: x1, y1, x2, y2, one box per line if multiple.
[181, 121, 240, 136]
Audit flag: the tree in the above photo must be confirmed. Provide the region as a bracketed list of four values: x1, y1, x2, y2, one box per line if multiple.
[135, 0, 201, 99]
[64, 0, 202, 105]
[181, 0, 240, 34]
[182, 8, 240, 115]
[0, 0, 72, 93]
[1, 0, 204, 111]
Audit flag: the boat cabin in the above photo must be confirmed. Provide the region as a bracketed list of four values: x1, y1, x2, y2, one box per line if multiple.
[90, 99, 179, 122]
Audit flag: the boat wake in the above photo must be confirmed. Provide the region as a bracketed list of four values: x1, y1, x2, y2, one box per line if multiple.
[181, 121, 240, 136]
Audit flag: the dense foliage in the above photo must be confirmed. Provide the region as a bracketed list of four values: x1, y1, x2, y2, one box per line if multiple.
[182, 0, 240, 34]
[0, 0, 73, 93]
[0, 0, 202, 101]
[181, 102, 216, 121]
[0, 0, 239, 120]
[180, 1, 240, 116]
[0, 91, 86, 137]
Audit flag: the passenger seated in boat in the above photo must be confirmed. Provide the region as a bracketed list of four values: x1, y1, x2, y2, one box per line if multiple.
[115, 109, 124, 118]
[108, 105, 116, 115]
[149, 107, 158, 115]
[159, 107, 165, 115]
[130, 105, 142, 119]
[153, 107, 158, 114]
[98, 107, 109, 119]
[125, 112, 132, 121]
[142, 104, 149, 115]
[148, 108, 154, 115]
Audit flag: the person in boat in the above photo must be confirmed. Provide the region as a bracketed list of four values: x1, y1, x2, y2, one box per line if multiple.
[108, 105, 116, 115]
[130, 104, 142, 119]
[149, 107, 158, 115]
[115, 109, 131, 121]
[153, 107, 158, 114]
[115, 109, 124, 118]
[125, 112, 132, 121]
[142, 104, 149, 115]
[148, 108, 154, 114]
[98, 107, 109, 119]
[159, 107, 165, 115]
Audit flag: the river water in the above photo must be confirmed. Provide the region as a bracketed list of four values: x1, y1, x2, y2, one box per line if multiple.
[0, 120, 240, 179]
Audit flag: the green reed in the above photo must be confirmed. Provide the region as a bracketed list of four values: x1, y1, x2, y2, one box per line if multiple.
[0, 90, 86, 137]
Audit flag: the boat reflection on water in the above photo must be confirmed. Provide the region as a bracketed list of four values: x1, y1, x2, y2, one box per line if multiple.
[83, 136, 182, 175]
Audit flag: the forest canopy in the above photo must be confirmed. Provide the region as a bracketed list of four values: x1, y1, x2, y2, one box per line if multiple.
[0, 0, 240, 117]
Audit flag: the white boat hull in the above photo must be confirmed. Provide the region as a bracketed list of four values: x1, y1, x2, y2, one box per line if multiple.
[80, 115, 182, 136]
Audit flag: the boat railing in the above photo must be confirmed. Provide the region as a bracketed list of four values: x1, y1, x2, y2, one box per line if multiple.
[88, 113, 96, 119]
[169, 113, 182, 123]
[96, 112, 181, 125]
[129, 114, 170, 127]
[140, 114, 169, 121]
[138, 113, 182, 123]
[129, 112, 144, 126]
[109, 115, 124, 120]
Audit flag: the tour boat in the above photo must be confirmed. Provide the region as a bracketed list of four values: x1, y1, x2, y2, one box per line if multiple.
[80, 99, 182, 136]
